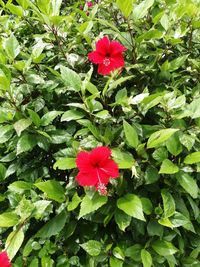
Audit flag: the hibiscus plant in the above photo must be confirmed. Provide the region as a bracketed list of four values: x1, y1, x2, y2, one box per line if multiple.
[0, 0, 200, 266]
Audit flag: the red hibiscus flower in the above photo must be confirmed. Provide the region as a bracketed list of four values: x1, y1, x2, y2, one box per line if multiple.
[76, 146, 119, 195]
[87, 1, 93, 7]
[0, 251, 11, 267]
[88, 36, 127, 75]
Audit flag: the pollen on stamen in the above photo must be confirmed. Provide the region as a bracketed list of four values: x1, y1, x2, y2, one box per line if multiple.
[97, 183, 107, 195]
[103, 58, 110, 66]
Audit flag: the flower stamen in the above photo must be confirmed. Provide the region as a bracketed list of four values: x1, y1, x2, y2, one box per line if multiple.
[96, 169, 107, 195]
[103, 58, 110, 66]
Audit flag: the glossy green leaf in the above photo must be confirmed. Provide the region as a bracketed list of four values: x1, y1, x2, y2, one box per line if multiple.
[159, 159, 179, 174]
[176, 172, 198, 199]
[6, 228, 24, 260]
[80, 240, 102, 256]
[0, 212, 19, 227]
[61, 110, 84, 122]
[79, 193, 107, 218]
[152, 240, 178, 256]
[114, 209, 132, 231]
[16, 134, 37, 155]
[4, 34, 20, 59]
[116, 0, 133, 18]
[40, 111, 63, 126]
[141, 249, 152, 267]
[34, 180, 65, 203]
[123, 120, 139, 148]
[184, 152, 200, 164]
[147, 129, 179, 149]
[161, 189, 175, 218]
[117, 194, 145, 221]
[53, 157, 76, 170]
[14, 118, 32, 136]
[60, 66, 82, 91]
[35, 210, 67, 238]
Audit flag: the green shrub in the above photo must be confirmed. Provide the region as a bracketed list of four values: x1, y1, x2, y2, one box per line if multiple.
[1, 0, 200, 266]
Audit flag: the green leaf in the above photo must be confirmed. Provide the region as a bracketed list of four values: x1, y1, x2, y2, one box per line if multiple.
[0, 212, 19, 227]
[0, 68, 10, 91]
[114, 209, 132, 231]
[133, 0, 154, 20]
[80, 240, 102, 256]
[67, 193, 81, 211]
[40, 111, 63, 126]
[176, 172, 198, 199]
[169, 55, 188, 72]
[53, 157, 76, 170]
[117, 194, 145, 221]
[110, 257, 123, 267]
[33, 200, 51, 219]
[171, 211, 194, 229]
[184, 152, 200, 164]
[6, 3, 23, 16]
[8, 181, 32, 193]
[144, 166, 159, 184]
[6, 228, 24, 260]
[16, 0, 29, 9]
[28, 109, 41, 127]
[159, 159, 179, 174]
[166, 133, 182, 156]
[140, 93, 164, 115]
[112, 149, 135, 169]
[16, 134, 37, 155]
[125, 244, 142, 261]
[147, 220, 163, 237]
[158, 217, 173, 228]
[4, 34, 20, 59]
[141, 198, 153, 215]
[79, 192, 107, 218]
[0, 125, 13, 144]
[141, 249, 152, 267]
[34, 180, 65, 203]
[123, 120, 139, 148]
[14, 118, 32, 136]
[152, 240, 178, 256]
[161, 189, 175, 218]
[0, 163, 6, 181]
[138, 29, 163, 42]
[187, 98, 200, 119]
[147, 128, 179, 149]
[61, 110, 84, 122]
[116, 0, 133, 18]
[179, 133, 195, 151]
[60, 66, 82, 91]
[160, 14, 169, 31]
[51, 0, 62, 16]
[35, 210, 67, 238]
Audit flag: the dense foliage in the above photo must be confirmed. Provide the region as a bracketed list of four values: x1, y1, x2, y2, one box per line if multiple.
[1, 0, 200, 266]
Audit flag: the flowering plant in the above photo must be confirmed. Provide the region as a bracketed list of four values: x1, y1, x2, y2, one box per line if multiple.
[0, 0, 200, 266]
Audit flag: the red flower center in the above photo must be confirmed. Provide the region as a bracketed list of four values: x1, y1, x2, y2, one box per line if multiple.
[103, 57, 111, 66]
[92, 162, 100, 167]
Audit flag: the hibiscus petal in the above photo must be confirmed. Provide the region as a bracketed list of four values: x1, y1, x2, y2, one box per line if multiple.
[97, 63, 112, 75]
[0, 252, 11, 267]
[100, 159, 119, 178]
[96, 36, 110, 55]
[110, 54, 125, 70]
[76, 170, 98, 186]
[76, 151, 91, 171]
[90, 146, 111, 165]
[97, 168, 110, 185]
[88, 51, 104, 64]
[110, 41, 127, 56]
[98, 54, 125, 75]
